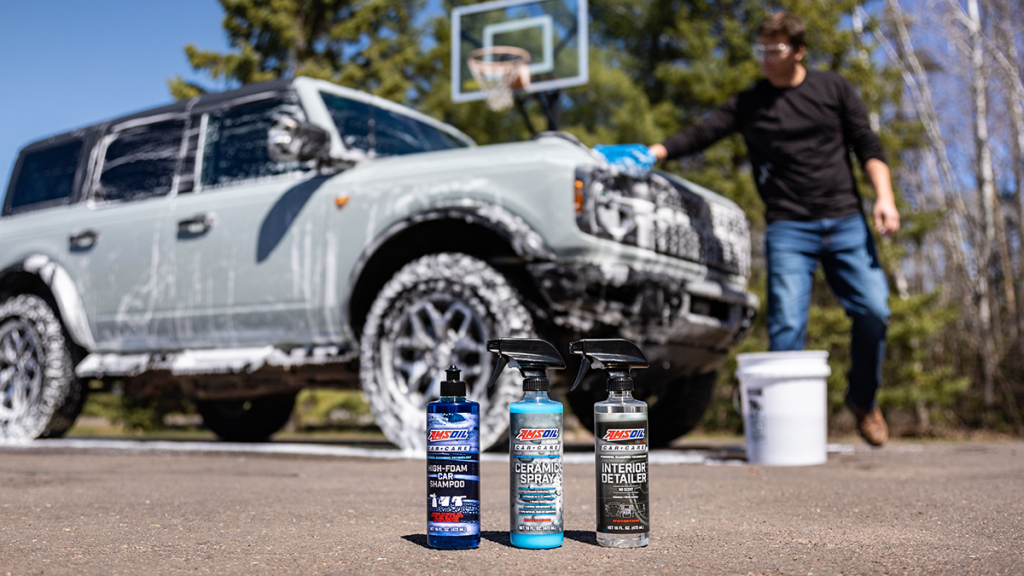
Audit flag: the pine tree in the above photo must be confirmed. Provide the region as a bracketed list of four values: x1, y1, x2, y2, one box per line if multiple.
[172, 0, 970, 435]
[585, 0, 966, 434]
[168, 0, 423, 102]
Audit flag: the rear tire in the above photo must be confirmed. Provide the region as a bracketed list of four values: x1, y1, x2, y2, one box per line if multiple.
[197, 392, 297, 442]
[567, 371, 717, 448]
[0, 294, 85, 440]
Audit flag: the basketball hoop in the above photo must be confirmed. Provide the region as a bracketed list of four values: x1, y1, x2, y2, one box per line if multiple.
[466, 46, 531, 111]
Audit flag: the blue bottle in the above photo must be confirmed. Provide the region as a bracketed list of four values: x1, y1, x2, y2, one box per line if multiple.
[426, 366, 480, 550]
[486, 338, 567, 549]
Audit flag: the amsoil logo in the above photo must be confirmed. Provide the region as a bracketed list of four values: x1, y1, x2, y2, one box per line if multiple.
[515, 429, 559, 440]
[429, 430, 470, 442]
[602, 429, 645, 441]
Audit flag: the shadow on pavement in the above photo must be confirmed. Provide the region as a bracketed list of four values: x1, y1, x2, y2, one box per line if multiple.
[401, 534, 430, 549]
[480, 531, 514, 548]
[563, 530, 598, 545]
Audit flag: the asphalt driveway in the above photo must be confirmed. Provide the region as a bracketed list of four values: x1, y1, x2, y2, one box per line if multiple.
[0, 439, 1021, 575]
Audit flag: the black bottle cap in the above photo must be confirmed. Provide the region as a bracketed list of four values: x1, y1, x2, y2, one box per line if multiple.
[607, 377, 634, 392]
[441, 365, 467, 397]
[522, 377, 551, 392]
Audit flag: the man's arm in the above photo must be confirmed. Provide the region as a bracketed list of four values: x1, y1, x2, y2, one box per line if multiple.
[839, 76, 900, 235]
[865, 159, 900, 235]
[649, 96, 741, 161]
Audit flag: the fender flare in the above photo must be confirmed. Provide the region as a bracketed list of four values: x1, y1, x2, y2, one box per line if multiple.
[1, 255, 97, 350]
[344, 200, 555, 327]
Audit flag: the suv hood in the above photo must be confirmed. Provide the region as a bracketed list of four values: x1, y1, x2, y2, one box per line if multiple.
[338, 137, 600, 183]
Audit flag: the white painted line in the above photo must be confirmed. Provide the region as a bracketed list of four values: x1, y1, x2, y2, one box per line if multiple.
[1, 438, 860, 465]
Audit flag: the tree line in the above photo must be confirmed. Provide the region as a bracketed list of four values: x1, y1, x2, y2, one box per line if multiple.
[170, 0, 1024, 436]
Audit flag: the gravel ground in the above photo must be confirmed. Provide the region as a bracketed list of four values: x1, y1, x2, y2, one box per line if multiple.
[0, 439, 1021, 575]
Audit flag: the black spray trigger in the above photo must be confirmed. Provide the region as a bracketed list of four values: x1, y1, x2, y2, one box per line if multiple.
[486, 355, 510, 389]
[570, 359, 589, 392]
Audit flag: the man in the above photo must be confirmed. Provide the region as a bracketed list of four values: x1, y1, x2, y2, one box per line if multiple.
[649, 12, 899, 446]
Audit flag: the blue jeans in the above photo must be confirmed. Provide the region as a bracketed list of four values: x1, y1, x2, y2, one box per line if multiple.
[766, 214, 890, 412]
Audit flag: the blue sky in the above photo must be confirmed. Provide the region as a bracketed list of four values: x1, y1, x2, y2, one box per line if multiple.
[0, 1, 233, 199]
[0, 0, 454, 207]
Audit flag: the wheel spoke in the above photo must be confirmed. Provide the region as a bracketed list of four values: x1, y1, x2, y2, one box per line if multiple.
[422, 301, 449, 346]
[394, 336, 432, 353]
[459, 364, 485, 379]
[0, 333, 16, 364]
[453, 309, 473, 340]
[452, 337, 487, 354]
[399, 359, 431, 395]
[0, 320, 46, 424]
[14, 330, 31, 358]
[8, 372, 25, 415]
[423, 375, 442, 406]
[407, 308, 437, 350]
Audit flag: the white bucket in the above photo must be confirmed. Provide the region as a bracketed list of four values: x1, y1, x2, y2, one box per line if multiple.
[736, 351, 831, 466]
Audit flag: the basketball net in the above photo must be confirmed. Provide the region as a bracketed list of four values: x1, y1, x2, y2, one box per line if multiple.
[467, 46, 531, 111]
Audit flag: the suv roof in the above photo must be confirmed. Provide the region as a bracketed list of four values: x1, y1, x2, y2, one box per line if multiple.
[22, 78, 298, 150]
[13, 76, 474, 169]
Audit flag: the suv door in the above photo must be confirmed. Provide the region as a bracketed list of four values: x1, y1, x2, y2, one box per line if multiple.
[64, 117, 186, 351]
[167, 96, 328, 347]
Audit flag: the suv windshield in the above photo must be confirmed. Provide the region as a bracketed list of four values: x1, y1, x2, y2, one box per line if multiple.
[320, 92, 470, 156]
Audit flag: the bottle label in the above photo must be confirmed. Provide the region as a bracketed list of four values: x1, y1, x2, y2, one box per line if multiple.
[427, 412, 480, 537]
[595, 415, 649, 534]
[509, 412, 563, 536]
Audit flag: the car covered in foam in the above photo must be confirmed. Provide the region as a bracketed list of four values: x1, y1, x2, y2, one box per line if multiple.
[0, 77, 756, 448]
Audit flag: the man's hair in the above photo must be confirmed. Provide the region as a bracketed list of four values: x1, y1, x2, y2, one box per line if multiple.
[756, 12, 806, 48]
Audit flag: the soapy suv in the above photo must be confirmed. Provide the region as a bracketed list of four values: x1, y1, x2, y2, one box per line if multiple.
[0, 77, 756, 449]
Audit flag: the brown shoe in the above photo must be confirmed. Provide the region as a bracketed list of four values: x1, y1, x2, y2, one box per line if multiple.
[854, 406, 889, 447]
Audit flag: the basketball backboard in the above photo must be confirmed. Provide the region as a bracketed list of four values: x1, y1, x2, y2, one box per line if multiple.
[451, 0, 588, 104]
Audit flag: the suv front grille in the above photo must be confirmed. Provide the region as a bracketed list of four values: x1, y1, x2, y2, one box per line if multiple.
[575, 167, 751, 277]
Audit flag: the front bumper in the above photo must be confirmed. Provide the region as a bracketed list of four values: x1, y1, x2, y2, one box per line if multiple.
[528, 259, 758, 352]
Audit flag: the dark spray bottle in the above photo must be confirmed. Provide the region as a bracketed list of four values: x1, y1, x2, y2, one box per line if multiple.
[426, 366, 480, 549]
[486, 338, 567, 549]
[569, 339, 650, 548]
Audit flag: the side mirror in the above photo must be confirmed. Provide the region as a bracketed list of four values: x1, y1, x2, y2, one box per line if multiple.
[268, 116, 331, 163]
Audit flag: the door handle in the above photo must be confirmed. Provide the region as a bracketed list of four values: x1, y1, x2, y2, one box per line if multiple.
[69, 230, 99, 250]
[177, 214, 215, 236]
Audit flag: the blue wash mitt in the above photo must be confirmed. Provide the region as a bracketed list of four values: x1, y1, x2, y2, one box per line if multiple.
[592, 144, 657, 178]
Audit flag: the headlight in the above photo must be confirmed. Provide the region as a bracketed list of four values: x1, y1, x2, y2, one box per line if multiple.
[574, 166, 750, 278]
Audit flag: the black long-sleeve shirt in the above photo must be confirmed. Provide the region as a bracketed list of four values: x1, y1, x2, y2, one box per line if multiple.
[661, 70, 886, 223]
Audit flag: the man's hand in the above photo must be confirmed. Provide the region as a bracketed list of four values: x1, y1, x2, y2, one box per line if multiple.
[865, 158, 900, 236]
[648, 143, 668, 162]
[873, 197, 900, 236]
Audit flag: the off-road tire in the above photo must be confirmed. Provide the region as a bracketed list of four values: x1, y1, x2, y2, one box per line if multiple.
[360, 253, 535, 451]
[568, 371, 717, 448]
[0, 294, 86, 440]
[197, 392, 297, 442]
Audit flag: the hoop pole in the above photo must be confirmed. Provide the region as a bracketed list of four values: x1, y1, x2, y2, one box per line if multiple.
[514, 95, 537, 135]
[536, 90, 561, 131]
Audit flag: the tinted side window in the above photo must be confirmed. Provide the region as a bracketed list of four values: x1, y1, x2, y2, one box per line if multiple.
[97, 120, 185, 202]
[200, 99, 307, 187]
[9, 140, 82, 211]
[321, 93, 371, 152]
[373, 107, 468, 156]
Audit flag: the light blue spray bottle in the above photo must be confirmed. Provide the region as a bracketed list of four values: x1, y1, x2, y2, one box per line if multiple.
[486, 338, 566, 549]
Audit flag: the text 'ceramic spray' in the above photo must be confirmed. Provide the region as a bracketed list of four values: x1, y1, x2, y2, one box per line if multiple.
[487, 338, 566, 549]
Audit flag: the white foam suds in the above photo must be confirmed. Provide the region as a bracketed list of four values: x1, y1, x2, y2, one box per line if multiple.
[1, 439, 862, 465]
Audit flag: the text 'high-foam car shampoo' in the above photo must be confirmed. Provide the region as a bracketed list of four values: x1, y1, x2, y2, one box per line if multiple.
[486, 338, 566, 549]
[426, 366, 480, 549]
